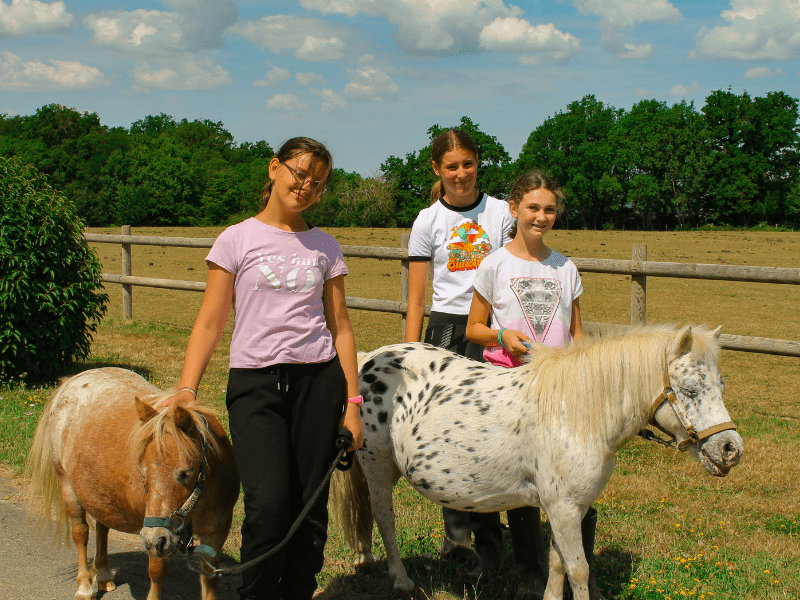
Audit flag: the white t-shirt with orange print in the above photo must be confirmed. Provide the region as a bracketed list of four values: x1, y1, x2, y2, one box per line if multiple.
[408, 193, 514, 315]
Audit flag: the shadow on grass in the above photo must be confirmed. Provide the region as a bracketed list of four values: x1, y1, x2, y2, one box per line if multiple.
[318, 545, 638, 600]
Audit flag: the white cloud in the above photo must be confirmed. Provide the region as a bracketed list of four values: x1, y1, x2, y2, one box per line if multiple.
[0, 0, 73, 37]
[311, 87, 347, 112]
[571, 0, 682, 55]
[479, 17, 582, 61]
[296, 71, 326, 86]
[254, 66, 291, 86]
[131, 55, 231, 92]
[670, 81, 700, 96]
[297, 35, 347, 61]
[83, 0, 236, 56]
[230, 15, 348, 61]
[743, 66, 786, 79]
[300, 0, 524, 54]
[265, 93, 309, 111]
[635, 87, 653, 97]
[0, 50, 108, 90]
[344, 66, 399, 101]
[618, 42, 653, 59]
[694, 0, 800, 60]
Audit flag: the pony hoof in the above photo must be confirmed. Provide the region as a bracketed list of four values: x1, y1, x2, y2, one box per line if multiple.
[97, 580, 117, 592]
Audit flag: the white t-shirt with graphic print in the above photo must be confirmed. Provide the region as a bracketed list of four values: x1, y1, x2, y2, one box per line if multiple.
[473, 246, 583, 360]
[408, 193, 514, 315]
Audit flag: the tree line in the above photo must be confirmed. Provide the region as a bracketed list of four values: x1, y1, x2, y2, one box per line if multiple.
[2, 89, 798, 230]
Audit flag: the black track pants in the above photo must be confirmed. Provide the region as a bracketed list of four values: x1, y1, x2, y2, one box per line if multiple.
[226, 357, 345, 600]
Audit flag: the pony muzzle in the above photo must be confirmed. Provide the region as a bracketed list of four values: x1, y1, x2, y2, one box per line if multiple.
[140, 526, 181, 558]
[695, 430, 744, 477]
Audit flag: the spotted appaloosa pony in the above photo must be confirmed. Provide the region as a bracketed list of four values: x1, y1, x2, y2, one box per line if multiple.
[331, 325, 744, 600]
[26, 368, 240, 600]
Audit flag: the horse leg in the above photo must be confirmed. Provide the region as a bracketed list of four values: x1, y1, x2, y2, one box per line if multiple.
[197, 524, 230, 600]
[91, 521, 116, 592]
[62, 487, 96, 600]
[361, 458, 413, 593]
[545, 511, 589, 600]
[146, 556, 169, 600]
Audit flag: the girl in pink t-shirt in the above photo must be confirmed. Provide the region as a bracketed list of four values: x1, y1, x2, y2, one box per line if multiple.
[164, 137, 362, 600]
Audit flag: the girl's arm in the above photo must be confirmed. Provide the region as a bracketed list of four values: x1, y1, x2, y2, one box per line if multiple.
[323, 274, 364, 452]
[466, 290, 531, 356]
[570, 297, 584, 342]
[404, 260, 429, 342]
[163, 263, 234, 408]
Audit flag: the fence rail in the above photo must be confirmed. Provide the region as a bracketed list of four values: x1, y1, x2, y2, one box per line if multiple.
[84, 229, 800, 358]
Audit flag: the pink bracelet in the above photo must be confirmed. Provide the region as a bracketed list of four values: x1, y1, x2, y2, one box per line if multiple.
[347, 396, 363, 405]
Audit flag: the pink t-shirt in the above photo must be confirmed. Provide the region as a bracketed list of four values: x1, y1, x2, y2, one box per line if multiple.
[206, 218, 348, 368]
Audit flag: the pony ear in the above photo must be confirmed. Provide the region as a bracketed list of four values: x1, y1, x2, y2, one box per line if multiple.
[173, 404, 194, 433]
[674, 325, 693, 357]
[135, 396, 158, 423]
[712, 326, 722, 339]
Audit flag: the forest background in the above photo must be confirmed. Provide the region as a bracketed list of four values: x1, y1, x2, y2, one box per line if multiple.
[2, 88, 799, 231]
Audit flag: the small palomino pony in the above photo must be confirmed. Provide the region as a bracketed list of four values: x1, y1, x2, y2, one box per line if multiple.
[26, 367, 240, 600]
[331, 325, 744, 600]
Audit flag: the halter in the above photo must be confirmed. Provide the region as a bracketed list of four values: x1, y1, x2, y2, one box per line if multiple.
[643, 361, 737, 452]
[141, 432, 209, 549]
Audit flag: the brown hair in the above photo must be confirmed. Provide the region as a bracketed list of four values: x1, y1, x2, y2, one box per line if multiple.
[261, 137, 334, 210]
[429, 129, 479, 203]
[507, 170, 565, 238]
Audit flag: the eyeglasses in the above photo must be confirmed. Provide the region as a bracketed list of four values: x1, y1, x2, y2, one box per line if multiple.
[278, 160, 327, 195]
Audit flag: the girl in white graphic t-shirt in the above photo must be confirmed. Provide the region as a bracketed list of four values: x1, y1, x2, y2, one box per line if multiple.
[467, 171, 606, 600]
[405, 128, 513, 587]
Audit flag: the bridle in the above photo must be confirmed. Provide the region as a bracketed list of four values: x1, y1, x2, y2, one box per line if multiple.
[640, 361, 737, 452]
[141, 432, 210, 550]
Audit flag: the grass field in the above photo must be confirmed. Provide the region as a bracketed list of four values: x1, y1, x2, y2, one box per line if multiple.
[1, 226, 798, 599]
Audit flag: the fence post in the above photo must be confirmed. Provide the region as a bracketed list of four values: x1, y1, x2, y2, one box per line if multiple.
[122, 225, 132, 320]
[401, 233, 410, 338]
[631, 243, 647, 325]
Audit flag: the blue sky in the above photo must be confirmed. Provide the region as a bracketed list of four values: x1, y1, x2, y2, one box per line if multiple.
[1, 0, 799, 175]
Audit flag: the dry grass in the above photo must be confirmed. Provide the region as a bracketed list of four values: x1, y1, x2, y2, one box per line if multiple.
[77, 226, 800, 599]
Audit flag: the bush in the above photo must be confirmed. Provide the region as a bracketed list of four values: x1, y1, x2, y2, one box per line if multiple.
[0, 157, 107, 382]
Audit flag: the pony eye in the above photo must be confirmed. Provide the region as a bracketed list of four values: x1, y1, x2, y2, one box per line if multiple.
[680, 386, 699, 398]
[175, 468, 194, 484]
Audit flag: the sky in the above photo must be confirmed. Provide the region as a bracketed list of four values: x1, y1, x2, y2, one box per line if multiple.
[1, 0, 799, 176]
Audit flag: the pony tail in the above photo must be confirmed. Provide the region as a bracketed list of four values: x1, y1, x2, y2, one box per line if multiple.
[26, 383, 72, 545]
[430, 180, 443, 204]
[330, 454, 373, 552]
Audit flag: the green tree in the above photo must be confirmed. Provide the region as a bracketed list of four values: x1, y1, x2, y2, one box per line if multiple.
[0, 157, 107, 382]
[518, 95, 623, 229]
[613, 99, 710, 229]
[702, 89, 800, 227]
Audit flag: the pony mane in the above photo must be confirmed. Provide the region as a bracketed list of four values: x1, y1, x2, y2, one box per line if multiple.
[128, 390, 223, 464]
[515, 324, 720, 443]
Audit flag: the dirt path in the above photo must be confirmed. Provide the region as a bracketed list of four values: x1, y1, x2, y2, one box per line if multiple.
[0, 474, 240, 599]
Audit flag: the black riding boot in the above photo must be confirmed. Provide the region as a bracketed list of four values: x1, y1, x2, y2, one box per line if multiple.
[440, 507, 481, 567]
[457, 511, 503, 586]
[563, 507, 606, 600]
[508, 506, 547, 600]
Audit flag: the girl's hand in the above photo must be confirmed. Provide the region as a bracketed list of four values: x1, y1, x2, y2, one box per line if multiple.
[158, 388, 197, 410]
[342, 403, 364, 451]
[501, 329, 533, 357]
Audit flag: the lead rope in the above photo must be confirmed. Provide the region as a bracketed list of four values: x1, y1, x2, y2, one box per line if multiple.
[184, 427, 354, 578]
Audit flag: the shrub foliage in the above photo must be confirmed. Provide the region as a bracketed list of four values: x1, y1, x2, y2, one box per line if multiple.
[0, 157, 107, 382]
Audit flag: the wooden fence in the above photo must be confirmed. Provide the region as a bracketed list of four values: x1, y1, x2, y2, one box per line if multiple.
[84, 227, 800, 358]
